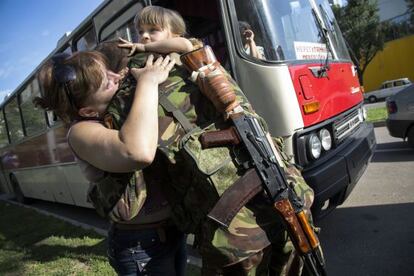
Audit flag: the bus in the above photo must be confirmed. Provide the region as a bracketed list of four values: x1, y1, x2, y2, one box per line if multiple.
[0, 0, 376, 218]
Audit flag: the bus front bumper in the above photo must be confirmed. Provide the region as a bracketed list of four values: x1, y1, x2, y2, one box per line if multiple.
[303, 122, 376, 218]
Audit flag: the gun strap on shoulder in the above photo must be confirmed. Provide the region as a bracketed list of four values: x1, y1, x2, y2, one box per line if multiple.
[207, 168, 263, 228]
[158, 93, 194, 133]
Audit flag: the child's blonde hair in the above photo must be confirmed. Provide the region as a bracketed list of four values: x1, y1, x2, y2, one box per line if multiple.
[135, 6, 186, 36]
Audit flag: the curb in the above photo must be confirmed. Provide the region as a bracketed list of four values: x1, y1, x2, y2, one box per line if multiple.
[0, 195, 107, 236]
[0, 196, 202, 267]
[372, 121, 386, 128]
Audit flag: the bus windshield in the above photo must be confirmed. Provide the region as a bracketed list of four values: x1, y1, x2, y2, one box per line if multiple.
[231, 0, 350, 62]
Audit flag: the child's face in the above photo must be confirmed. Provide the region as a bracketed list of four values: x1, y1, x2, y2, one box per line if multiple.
[138, 24, 173, 44]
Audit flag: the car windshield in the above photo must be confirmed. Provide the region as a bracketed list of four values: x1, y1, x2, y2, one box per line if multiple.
[231, 0, 351, 62]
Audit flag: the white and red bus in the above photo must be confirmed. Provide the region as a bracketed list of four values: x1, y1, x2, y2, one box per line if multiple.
[0, 0, 376, 218]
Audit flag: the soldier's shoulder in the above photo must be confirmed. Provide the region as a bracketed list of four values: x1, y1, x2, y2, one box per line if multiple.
[129, 52, 150, 68]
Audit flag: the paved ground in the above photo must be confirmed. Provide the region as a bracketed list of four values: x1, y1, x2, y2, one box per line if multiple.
[317, 126, 414, 276]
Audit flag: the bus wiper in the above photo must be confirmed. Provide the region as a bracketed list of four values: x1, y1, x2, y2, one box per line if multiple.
[311, 8, 332, 78]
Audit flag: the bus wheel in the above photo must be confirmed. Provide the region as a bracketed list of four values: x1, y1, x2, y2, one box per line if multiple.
[407, 126, 414, 148]
[10, 175, 31, 204]
[368, 96, 377, 103]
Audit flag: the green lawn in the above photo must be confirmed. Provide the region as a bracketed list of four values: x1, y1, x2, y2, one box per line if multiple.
[0, 201, 200, 275]
[366, 106, 388, 123]
[0, 201, 114, 275]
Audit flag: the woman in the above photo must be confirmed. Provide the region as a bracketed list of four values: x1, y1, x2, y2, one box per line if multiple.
[36, 51, 187, 275]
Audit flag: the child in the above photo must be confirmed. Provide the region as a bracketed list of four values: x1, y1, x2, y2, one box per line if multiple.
[118, 6, 202, 56]
[239, 21, 265, 60]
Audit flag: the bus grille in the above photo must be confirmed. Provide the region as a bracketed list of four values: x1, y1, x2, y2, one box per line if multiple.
[333, 109, 362, 144]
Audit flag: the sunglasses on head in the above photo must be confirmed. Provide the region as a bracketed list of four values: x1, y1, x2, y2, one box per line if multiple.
[51, 52, 78, 109]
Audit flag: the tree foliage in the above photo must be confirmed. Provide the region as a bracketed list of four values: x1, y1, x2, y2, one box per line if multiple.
[332, 0, 384, 84]
[407, 0, 414, 26]
[407, 0, 414, 12]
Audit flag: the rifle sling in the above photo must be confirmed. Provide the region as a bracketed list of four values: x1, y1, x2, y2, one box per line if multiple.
[158, 84, 262, 227]
[158, 93, 194, 133]
[208, 168, 263, 228]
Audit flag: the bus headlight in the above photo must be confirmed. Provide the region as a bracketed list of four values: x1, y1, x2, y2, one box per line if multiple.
[308, 133, 322, 159]
[319, 128, 332, 151]
[360, 106, 367, 121]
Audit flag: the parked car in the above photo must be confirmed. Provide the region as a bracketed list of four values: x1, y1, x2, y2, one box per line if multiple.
[386, 84, 414, 147]
[364, 78, 412, 103]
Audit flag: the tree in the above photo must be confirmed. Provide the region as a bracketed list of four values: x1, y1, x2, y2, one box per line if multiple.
[406, 0, 414, 26]
[407, 0, 414, 12]
[332, 0, 385, 85]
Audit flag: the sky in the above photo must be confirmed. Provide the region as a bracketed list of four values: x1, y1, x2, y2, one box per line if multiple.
[0, 0, 104, 104]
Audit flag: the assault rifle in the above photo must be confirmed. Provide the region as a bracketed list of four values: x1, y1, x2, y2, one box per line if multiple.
[181, 46, 327, 276]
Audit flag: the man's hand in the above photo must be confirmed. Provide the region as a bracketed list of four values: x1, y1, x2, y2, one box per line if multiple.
[118, 37, 145, 56]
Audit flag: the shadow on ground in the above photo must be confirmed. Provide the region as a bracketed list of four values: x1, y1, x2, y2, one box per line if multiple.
[316, 202, 414, 276]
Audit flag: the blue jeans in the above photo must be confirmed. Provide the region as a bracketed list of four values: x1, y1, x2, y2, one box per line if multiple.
[107, 224, 187, 276]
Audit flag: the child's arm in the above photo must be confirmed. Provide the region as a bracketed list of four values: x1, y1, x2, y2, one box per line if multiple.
[119, 37, 193, 56]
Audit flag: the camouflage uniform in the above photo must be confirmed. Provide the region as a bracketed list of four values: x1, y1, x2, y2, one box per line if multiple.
[102, 52, 315, 275]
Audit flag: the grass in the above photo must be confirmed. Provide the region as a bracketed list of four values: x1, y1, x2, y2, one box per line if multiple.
[366, 106, 388, 123]
[0, 201, 201, 275]
[0, 201, 114, 276]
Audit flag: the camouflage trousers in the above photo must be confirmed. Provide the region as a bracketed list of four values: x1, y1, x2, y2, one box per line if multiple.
[200, 162, 316, 276]
[201, 231, 304, 276]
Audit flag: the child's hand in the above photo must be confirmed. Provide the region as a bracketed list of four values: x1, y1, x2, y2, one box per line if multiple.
[243, 30, 254, 42]
[118, 37, 145, 56]
[130, 55, 175, 84]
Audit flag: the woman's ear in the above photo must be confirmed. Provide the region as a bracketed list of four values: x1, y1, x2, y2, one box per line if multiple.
[78, 106, 99, 118]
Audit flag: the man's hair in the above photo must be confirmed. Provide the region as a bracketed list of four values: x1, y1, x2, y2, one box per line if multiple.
[95, 40, 130, 73]
[134, 6, 187, 36]
[34, 51, 107, 123]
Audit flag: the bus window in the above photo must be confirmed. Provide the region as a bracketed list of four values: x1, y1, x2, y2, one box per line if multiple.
[98, 1, 143, 42]
[105, 20, 138, 42]
[0, 111, 9, 147]
[62, 46, 72, 55]
[46, 111, 60, 127]
[4, 97, 24, 143]
[76, 27, 97, 51]
[20, 79, 47, 136]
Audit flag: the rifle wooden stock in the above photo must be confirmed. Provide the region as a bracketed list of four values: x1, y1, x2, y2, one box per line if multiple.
[274, 198, 312, 254]
[200, 127, 241, 149]
[180, 45, 217, 72]
[297, 211, 320, 249]
[180, 46, 239, 113]
[274, 199, 326, 276]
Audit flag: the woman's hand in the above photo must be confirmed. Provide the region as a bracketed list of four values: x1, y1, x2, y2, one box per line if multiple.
[130, 55, 175, 85]
[118, 37, 145, 56]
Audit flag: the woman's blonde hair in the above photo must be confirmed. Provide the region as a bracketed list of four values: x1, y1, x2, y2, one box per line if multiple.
[134, 6, 187, 36]
[35, 51, 108, 123]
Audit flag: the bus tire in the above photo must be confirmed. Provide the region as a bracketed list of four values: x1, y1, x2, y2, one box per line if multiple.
[10, 175, 31, 204]
[368, 95, 377, 103]
[407, 126, 414, 148]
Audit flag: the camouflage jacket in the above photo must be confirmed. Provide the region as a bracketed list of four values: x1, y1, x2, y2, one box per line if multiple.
[103, 52, 314, 267]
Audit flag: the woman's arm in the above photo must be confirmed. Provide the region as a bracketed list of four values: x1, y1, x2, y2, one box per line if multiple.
[69, 55, 175, 173]
[119, 37, 193, 56]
